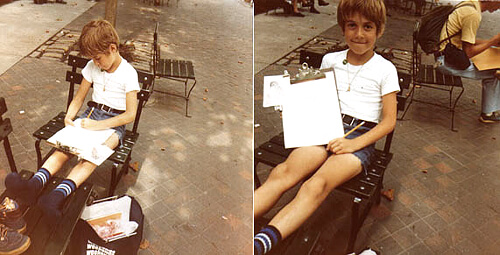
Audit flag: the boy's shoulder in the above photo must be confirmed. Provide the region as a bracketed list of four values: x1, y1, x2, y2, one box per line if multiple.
[322, 50, 348, 65]
[116, 58, 138, 74]
[323, 49, 347, 59]
[371, 53, 397, 70]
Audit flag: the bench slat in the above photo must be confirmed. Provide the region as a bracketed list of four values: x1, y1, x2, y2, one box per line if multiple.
[0, 118, 13, 141]
[0, 97, 7, 117]
[68, 55, 89, 69]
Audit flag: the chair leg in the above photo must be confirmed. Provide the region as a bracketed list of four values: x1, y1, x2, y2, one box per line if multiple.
[450, 86, 465, 132]
[347, 197, 362, 253]
[254, 162, 261, 189]
[399, 84, 416, 120]
[109, 163, 118, 196]
[3, 137, 17, 173]
[184, 79, 196, 117]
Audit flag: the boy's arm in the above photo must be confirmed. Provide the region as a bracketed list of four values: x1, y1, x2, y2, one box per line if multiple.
[327, 92, 397, 154]
[80, 90, 138, 130]
[64, 78, 92, 126]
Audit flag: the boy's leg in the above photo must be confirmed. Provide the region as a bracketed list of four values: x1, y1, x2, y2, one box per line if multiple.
[38, 133, 120, 221]
[254, 154, 362, 255]
[5, 150, 72, 205]
[254, 146, 327, 219]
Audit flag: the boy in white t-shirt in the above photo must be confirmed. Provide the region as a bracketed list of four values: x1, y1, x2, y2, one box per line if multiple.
[5, 20, 140, 222]
[254, 0, 400, 254]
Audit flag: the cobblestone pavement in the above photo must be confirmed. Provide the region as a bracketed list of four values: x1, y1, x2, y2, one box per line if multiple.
[255, 2, 500, 254]
[0, 0, 253, 254]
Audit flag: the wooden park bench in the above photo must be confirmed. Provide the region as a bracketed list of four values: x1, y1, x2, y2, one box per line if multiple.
[1, 97, 92, 254]
[1, 170, 92, 255]
[254, 71, 410, 254]
[32, 55, 154, 196]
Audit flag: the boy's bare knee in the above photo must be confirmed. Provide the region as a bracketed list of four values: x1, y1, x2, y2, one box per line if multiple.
[299, 177, 329, 202]
[104, 133, 120, 149]
[266, 162, 297, 188]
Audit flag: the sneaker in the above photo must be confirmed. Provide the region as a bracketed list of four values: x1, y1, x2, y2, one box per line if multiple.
[359, 248, 378, 255]
[0, 198, 26, 234]
[310, 6, 320, 13]
[0, 224, 30, 255]
[479, 112, 500, 123]
[291, 11, 305, 17]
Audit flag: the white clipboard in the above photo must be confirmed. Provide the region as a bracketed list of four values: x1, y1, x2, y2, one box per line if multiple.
[281, 69, 344, 149]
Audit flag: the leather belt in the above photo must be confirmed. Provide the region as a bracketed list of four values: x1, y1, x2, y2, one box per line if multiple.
[342, 114, 377, 129]
[87, 101, 125, 114]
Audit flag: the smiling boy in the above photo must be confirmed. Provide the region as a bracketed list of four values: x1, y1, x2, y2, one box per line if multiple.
[253, 1, 399, 254]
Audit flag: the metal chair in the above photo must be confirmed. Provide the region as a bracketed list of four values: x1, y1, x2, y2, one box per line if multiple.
[401, 21, 464, 131]
[152, 22, 197, 117]
[32, 55, 153, 196]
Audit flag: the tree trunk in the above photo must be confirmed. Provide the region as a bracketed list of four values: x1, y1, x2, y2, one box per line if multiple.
[105, 0, 118, 27]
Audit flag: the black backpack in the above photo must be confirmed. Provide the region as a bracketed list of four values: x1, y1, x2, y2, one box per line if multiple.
[65, 196, 144, 255]
[417, 2, 475, 54]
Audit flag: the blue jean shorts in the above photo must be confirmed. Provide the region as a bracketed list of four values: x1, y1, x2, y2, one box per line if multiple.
[334, 123, 375, 174]
[79, 106, 125, 145]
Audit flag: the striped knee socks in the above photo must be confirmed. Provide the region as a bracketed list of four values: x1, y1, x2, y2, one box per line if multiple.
[254, 225, 282, 255]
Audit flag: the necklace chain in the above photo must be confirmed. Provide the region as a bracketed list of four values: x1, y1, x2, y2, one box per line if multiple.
[346, 63, 364, 92]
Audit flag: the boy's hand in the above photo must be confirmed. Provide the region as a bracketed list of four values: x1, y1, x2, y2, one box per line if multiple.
[64, 117, 75, 127]
[80, 118, 99, 130]
[326, 137, 358, 154]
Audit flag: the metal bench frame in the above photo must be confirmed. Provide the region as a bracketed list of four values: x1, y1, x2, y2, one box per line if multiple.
[32, 55, 153, 196]
[0, 97, 17, 173]
[152, 22, 197, 117]
[401, 21, 464, 131]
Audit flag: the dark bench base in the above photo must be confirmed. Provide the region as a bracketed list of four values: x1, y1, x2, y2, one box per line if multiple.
[0, 170, 92, 255]
[254, 133, 392, 253]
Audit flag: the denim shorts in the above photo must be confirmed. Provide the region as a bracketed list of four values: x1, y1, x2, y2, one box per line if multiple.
[79, 106, 125, 145]
[330, 123, 375, 174]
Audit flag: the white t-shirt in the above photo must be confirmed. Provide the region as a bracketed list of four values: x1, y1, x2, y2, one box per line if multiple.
[320, 50, 400, 123]
[82, 57, 140, 111]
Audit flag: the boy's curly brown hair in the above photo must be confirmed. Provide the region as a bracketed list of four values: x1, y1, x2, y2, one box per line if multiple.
[78, 19, 120, 57]
[337, 0, 387, 36]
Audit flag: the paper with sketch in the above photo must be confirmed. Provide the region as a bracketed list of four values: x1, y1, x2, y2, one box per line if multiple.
[471, 47, 500, 71]
[47, 119, 115, 165]
[263, 74, 291, 108]
[282, 71, 344, 149]
[81, 196, 138, 242]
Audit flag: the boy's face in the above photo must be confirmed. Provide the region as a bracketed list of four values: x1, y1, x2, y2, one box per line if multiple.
[343, 12, 379, 59]
[91, 44, 119, 72]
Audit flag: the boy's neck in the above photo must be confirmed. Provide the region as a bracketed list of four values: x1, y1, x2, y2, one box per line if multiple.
[106, 54, 122, 73]
[346, 49, 374, 66]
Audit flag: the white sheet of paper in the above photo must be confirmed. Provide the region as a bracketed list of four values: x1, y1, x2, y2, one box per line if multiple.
[282, 71, 344, 149]
[47, 119, 115, 165]
[263, 74, 290, 108]
[81, 195, 131, 222]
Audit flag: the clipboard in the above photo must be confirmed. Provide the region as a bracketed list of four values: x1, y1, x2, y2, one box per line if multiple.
[471, 47, 500, 71]
[281, 64, 344, 149]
